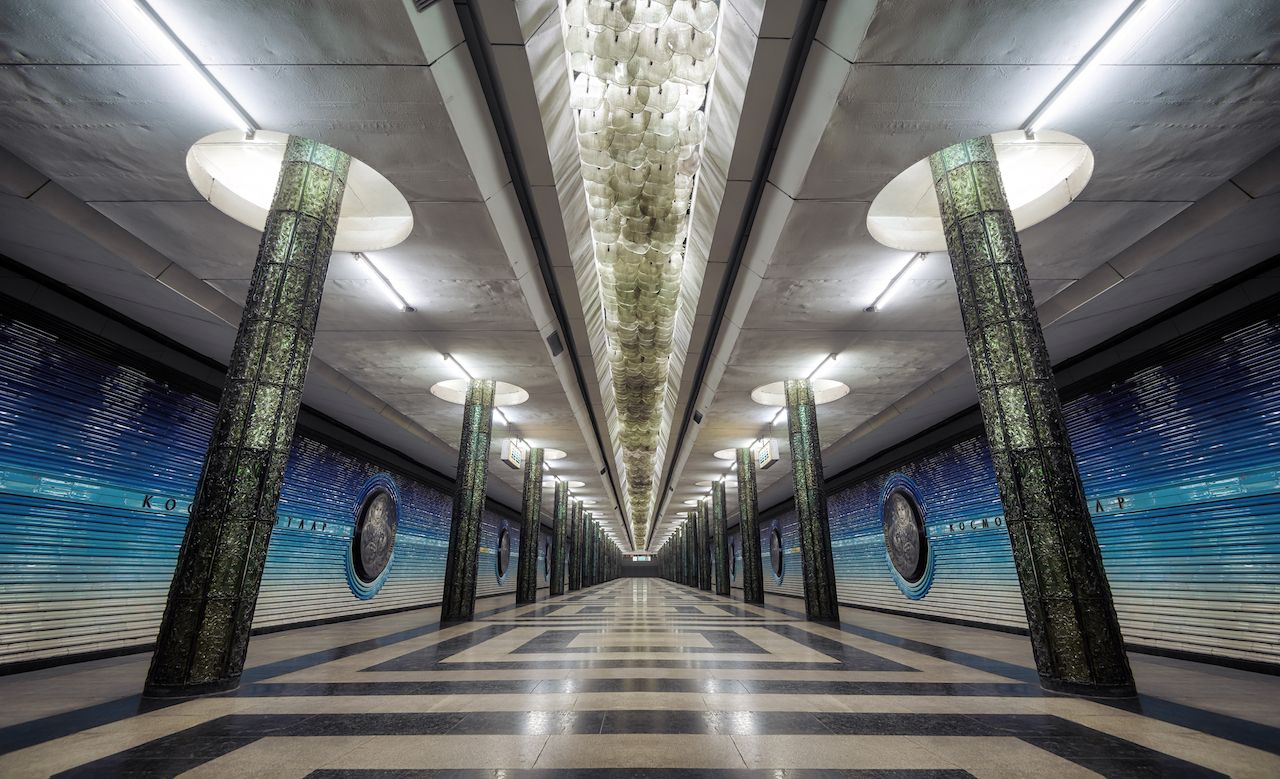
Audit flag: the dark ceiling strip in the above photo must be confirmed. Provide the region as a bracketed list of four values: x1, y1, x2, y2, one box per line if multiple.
[452, 1, 632, 548]
[649, 0, 828, 548]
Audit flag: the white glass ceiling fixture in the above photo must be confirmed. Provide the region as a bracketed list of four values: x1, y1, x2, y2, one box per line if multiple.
[560, 0, 721, 546]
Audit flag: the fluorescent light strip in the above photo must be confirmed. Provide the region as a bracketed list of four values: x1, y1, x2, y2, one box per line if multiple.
[1024, 0, 1149, 134]
[866, 253, 927, 313]
[441, 353, 472, 380]
[354, 253, 414, 312]
[127, 0, 258, 135]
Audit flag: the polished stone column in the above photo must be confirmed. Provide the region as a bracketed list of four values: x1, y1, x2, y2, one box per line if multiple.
[675, 526, 684, 584]
[515, 447, 545, 604]
[683, 519, 695, 587]
[568, 499, 583, 591]
[785, 379, 840, 622]
[697, 499, 712, 591]
[550, 480, 569, 596]
[583, 513, 595, 587]
[711, 479, 729, 596]
[735, 447, 764, 604]
[593, 524, 603, 584]
[930, 135, 1134, 697]
[145, 137, 350, 698]
[440, 379, 497, 622]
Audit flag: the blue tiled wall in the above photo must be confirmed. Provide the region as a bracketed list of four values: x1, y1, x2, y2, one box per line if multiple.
[815, 314, 1280, 666]
[0, 313, 519, 667]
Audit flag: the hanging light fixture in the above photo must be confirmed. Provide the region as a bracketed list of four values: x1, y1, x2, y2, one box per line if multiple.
[561, 0, 721, 546]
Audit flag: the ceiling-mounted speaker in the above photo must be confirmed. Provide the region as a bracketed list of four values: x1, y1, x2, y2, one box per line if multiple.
[693, 410, 703, 424]
[546, 331, 564, 357]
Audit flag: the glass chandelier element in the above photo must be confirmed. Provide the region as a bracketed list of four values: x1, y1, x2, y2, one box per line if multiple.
[562, 0, 719, 544]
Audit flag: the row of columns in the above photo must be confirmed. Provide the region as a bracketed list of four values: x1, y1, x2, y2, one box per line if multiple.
[144, 131, 1131, 700]
[657, 134, 1134, 697]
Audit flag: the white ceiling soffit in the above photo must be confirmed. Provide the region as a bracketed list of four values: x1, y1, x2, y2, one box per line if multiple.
[649, 0, 881, 549]
[399, 0, 627, 544]
[507, 0, 791, 548]
[731, 0, 1280, 514]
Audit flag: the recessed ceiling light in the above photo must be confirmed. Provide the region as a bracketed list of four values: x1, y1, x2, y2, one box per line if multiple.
[429, 379, 529, 407]
[751, 379, 849, 407]
[186, 130, 413, 253]
[867, 130, 1093, 253]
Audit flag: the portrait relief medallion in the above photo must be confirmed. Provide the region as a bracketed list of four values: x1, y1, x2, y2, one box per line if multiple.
[882, 487, 928, 584]
[352, 486, 397, 585]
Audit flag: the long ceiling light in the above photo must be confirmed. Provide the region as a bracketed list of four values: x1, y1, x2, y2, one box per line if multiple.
[121, 0, 259, 135]
[1023, 0, 1153, 134]
[561, 0, 721, 546]
[866, 253, 926, 313]
[353, 252, 414, 312]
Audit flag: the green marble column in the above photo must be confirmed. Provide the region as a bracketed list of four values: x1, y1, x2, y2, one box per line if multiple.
[930, 135, 1134, 697]
[711, 479, 729, 596]
[569, 500, 583, 591]
[697, 499, 712, 591]
[785, 379, 840, 622]
[550, 480, 569, 596]
[144, 136, 350, 698]
[583, 513, 595, 587]
[515, 447, 545, 604]
[440, 379, 497, 622]
[683, 519, 694, 587]
[674, 527, 683, 584]
[735, 447, 764, 604]
[593, 524, 603, 585]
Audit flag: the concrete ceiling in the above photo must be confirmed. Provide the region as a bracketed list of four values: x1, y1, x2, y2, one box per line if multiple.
[1, 0, 1278, 552]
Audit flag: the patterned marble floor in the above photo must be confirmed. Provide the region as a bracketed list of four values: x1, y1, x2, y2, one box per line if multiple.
[1, 579, 1277, 777]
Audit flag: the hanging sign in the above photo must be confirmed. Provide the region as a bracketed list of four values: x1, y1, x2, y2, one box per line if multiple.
[755, 439, 779, 470]
[501, 439, 525, 470]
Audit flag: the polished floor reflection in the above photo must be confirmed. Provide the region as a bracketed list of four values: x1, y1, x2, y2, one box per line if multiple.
[0, 579, 1277, 777]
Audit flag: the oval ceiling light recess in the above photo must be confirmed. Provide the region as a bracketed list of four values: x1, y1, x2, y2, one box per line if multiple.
[751, 379, 850, 407]
[867, 129, 1094, 252]
[430, 379, 529, 407]
[187, 129, 413, 252]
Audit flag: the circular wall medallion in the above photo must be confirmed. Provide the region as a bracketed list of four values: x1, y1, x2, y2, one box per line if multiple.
[542, 537, 553, 582]
[879, 473, 935, 599]
[495, 522, 512, 582]
[769, 522, 785, 582]
[729, 538, 738, 580]
[345, 474, 399, 599]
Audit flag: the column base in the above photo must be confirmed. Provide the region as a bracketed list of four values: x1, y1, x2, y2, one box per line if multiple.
[1040, 675, 1137, 699]
[142, 676, 240, 699]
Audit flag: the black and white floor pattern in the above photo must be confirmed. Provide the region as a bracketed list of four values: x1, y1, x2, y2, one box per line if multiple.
[1, 579, 1277, 777]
